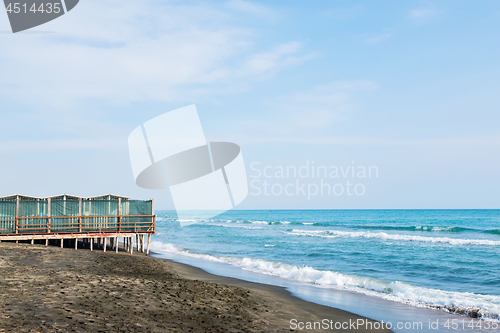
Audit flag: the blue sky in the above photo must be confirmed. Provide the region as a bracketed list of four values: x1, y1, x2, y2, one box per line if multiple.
[0, 0, 499, 209]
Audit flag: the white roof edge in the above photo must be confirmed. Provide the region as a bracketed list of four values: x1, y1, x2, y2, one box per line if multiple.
[0, 194, 135, 200]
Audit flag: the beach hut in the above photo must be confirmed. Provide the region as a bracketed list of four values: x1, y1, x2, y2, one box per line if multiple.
[0, 194, 155, 254]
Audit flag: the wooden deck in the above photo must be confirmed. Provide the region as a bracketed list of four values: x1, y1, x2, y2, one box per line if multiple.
[0, 214, 156, 255]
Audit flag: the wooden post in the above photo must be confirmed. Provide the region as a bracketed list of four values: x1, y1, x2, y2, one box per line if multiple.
[75, 238, 78, 250]
[151, 198, 155, 233]
[15, 195, 19, 234]
[45, 238, 48, 246]
[60, 238, 63, 248]
[146, 234, 151, 256]
[31, 238, 34, 245]
[115, 236, 118, 253]
[78, 198, 82, 233]
[130, 237, 133, 254]
[47, 197, 51, 233]
[90, 238, 93, 251]
[103, 237, 107, 252]
[136, 234, 139, 252]
[118, 198, 122, 233]
[141, 234, 145, 253]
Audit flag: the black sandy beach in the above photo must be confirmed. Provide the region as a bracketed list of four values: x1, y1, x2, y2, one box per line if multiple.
[0, 242, 391, 332]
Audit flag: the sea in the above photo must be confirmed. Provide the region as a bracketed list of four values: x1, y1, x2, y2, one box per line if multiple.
[150, 210, 500, 332]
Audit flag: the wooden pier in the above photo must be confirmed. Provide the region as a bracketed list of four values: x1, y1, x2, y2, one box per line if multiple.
[0, 194, 155, 255]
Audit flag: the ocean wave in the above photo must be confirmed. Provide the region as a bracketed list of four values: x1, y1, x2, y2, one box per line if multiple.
[216, 224, 264, 230]
[221, 220, 296, 226]
[353, 225, 500, 235]
[286, 229, 500, 247]
[149, 241, 500, 321]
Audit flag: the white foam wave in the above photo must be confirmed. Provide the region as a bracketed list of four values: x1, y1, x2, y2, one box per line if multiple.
[287, 229, 500, 247]
[303, 222, 315, 225]
[214, 224, 264, 230]
[149, 241, 500, 321]
[415, 226, 454, 232]
[251, 221, 269, 225]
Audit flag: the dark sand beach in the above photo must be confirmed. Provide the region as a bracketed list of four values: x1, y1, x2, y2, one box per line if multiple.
[0, 242, 391, 332]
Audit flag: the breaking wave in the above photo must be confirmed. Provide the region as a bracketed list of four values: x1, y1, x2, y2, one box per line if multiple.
[149, 241, 500, 321]
[286, 229, 500, 247]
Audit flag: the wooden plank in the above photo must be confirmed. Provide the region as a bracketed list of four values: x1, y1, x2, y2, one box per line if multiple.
[15, 195, 19, 234]
[78, 198, 82, 233]
[118, 198, 122, 233]
[47, 198, 51, 233]
[13, 214, 154, 219]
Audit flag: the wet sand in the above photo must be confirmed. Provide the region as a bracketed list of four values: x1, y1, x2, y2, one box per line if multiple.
[0, 242, 391, 332]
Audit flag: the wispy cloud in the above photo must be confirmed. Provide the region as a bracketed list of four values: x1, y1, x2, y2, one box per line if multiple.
[214, 80, 378, 142]
[409, 7, 441, 21]
[0, 0, 309, 110]
[365, 33, 393, 45]
[321, 5, 364, 20]
[238, 134, 500, 147]
[226, 0, 276, 19]
[281, 81, 377, 130]
[241, 41, 315, 75]
[0, 138, 126, 153]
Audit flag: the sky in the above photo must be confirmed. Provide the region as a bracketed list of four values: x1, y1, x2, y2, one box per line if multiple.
[0, 0, 499, 209]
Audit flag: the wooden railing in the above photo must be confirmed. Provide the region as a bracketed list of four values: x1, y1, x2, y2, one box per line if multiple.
[0, 215, 155, 236]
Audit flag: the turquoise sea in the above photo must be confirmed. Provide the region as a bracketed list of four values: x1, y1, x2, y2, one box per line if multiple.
[150, 210, 500, 330]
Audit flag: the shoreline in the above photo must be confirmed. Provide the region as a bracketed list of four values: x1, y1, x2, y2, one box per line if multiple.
[0, 241, 391, 332]
[149, 244, 500, 333]
[153, 251, 393, 332]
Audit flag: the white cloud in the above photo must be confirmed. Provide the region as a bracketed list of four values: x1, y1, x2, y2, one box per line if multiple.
[226, 0, 276, 19]
[237, 134, 500, 147]
[0, 137, 126, 153]
[0, 0, 309, 109]
[214, 80, 378, 142]
[280, 80, 377, 130]
[241, 41, 313, 75]
[409, 7, 441, 21]
[321, 6, 364, 20]
[365, 33, 393, 45]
